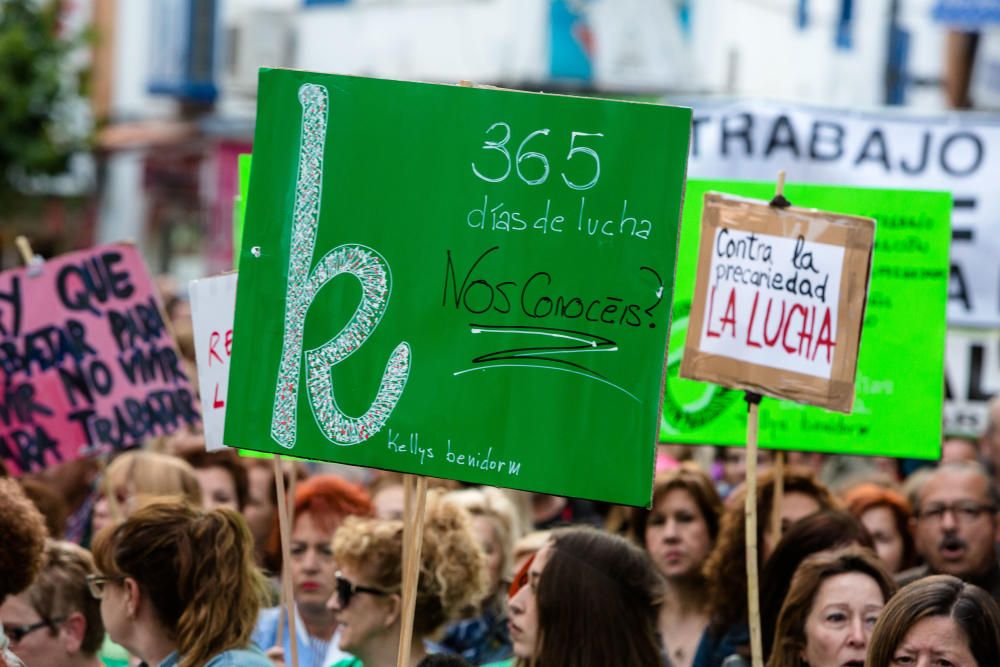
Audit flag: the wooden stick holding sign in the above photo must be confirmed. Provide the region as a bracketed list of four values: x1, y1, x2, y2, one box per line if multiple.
[744, 391, 763, 667]
[746, 173, 790, 667]
[397, 475, 428, 667]
[15, 236, 35, 265]
[273, 455, 299, 667]
[680, 172, 875, 667]
[767, 173, 788, 557]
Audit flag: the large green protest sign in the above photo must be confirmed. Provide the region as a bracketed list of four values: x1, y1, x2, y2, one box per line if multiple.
[225, 70, 691, 506]
[662, 180, 951, 459]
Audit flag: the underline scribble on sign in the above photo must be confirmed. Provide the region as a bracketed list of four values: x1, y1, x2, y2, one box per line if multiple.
[453, 324, 639, 402]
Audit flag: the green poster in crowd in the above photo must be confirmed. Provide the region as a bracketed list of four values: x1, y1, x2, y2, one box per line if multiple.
[225, 69, 691, 506]
[233, 153, 252, 270]
[662, 180, 951, 459]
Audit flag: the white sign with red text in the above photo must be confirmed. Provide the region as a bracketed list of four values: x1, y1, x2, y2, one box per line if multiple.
[699, 229, 844, 379]
[189, 273, 237, 451]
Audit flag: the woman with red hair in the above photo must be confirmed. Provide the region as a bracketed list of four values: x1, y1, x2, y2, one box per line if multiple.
[252, 475, 374, 667]
[843, 482, 916, 573]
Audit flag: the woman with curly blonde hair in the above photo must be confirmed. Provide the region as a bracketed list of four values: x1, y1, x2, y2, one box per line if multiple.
[328, 490, 488, 667]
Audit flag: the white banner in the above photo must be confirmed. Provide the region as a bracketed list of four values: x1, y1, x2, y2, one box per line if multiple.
[682, 99, 1000, 329]
[945, 328, 1000, 436]
[189, 273, 237, 451]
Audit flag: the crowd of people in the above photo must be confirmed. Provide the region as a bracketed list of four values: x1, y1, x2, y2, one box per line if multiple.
[2, 402, 1000, 667]
[3, 281, 1000, 666]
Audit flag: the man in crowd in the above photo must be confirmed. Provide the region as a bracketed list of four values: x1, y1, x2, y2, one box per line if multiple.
[898, 461, 1000, 602]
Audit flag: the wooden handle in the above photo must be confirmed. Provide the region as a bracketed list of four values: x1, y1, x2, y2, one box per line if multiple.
[396, 475, 428, 667]
[746, 401, 764, 667]
[274, 456, 299, 667]
[15, 236, 34, 266]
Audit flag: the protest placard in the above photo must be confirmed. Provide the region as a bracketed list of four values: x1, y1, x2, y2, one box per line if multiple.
[189, 272, 237, 451]
[225, 70, 690, 507]
[680, 192, 875, 413]
[0, 244, 200, 475]
[663, 180, 950, 458]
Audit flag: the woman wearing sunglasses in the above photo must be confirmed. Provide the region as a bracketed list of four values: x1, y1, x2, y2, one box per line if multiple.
[89, 499, 272, 667]
[328, 490, 488, 667]
[501, 526, 667, 667]
[0, 478, 48, 667]
[0, 540, 107, 667]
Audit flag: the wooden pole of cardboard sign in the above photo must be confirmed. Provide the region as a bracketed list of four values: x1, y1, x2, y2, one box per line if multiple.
[745, 171, 790, 667]
[397, 474, 428, 667]
[273, 455, 299, 667]
[15, 236, 35, 266]
[768, 172, 789, 553]
[744, 392, 764, 667]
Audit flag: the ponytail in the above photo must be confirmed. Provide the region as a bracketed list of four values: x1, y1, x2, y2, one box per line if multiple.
[92, 500, 268, 667]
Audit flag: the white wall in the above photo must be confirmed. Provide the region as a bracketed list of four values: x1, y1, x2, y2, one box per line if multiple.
[294, 0, 548, 85]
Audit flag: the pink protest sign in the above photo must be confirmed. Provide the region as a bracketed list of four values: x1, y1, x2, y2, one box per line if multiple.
[0, 244, 200, 475]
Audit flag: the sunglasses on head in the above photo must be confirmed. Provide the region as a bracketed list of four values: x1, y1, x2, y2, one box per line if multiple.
[334, 571, 393, 607]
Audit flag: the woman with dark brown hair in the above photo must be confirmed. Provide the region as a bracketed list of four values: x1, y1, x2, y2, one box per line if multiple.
[90, 499, 271, 667]
[867, 575, 1000, 667]
[766, 547, 896, 667]
[759, 510, 875, 662]
[696, 467, 839, 667]
[506, 526, 667, 667]
[632, 463, 722, 667]
[842, 483, 916, 573]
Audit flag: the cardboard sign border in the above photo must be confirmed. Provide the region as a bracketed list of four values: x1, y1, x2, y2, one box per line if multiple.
[680, 192, 875, 413]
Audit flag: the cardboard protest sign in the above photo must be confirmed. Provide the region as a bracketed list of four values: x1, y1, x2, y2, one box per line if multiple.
[225, 69, 690, 506]
[664, 181, 950, 459]
[0, 244, 200, 475]
[189, 273, 237, 451]
[681, 192, 875, 413]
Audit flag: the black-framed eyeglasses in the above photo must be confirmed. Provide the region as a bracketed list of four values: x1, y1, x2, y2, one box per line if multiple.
[917, 502, 997, 523]
[334, 571, 392, 608]
[86, 574, 125, 600]
[3, 617, 65, 644]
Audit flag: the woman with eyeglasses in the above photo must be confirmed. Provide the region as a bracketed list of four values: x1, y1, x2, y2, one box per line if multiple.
[89, 499, 272, 666]
[502, 526, 667, 667]
[0, 478, 48, 667]
[327, 490, 488, 667]
[0, 540, 106, 667]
